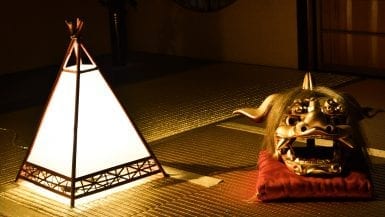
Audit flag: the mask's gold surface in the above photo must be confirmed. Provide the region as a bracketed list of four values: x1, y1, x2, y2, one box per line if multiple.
[275, 95, 352, 175]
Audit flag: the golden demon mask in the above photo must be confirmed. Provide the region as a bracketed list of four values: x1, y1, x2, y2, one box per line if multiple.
[234, 73, 367, 176]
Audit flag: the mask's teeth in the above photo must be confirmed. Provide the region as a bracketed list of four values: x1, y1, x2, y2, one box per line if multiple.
[337, 137, 355, 149]
[286, 149, 294, 160]
[276, 138, 292, 150]
[315, 138, 333, 147]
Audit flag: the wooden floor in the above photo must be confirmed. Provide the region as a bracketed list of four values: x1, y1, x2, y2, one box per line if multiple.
[1, 58, 385, 216]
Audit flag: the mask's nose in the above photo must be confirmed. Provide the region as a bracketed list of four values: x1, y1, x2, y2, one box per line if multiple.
[297, 101, 335, 134]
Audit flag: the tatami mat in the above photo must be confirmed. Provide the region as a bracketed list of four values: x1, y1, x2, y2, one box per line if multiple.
[2, 61, 385, 216]
[114, 63, 359, 142]
[2, 123, 385, 216]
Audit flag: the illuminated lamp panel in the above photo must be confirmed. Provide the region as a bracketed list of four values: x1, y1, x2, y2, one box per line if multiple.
[76, 65, 151, 177]
[25, 64, 151, 178]
[26, 68, 76, 177]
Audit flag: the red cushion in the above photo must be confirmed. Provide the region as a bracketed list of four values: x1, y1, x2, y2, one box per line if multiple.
[256, 150, 373, 201]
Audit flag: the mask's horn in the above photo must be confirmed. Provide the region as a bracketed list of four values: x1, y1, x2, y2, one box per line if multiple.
[302, 72, 313, 90]
[233, 94, 278, 122]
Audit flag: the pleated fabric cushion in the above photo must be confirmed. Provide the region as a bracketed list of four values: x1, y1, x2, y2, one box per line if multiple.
[256, 150, 373, 201]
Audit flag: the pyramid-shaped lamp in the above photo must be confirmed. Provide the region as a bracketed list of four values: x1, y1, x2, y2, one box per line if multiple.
[16, 18, 168, 207]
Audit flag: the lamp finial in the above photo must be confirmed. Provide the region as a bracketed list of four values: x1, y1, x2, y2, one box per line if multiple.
[65, 18, 84, 38]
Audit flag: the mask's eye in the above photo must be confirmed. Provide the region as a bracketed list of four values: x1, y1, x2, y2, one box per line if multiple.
[290, 102, 308, 114]
[323, 98, 345, 115]
[286, 115, 300, 126]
